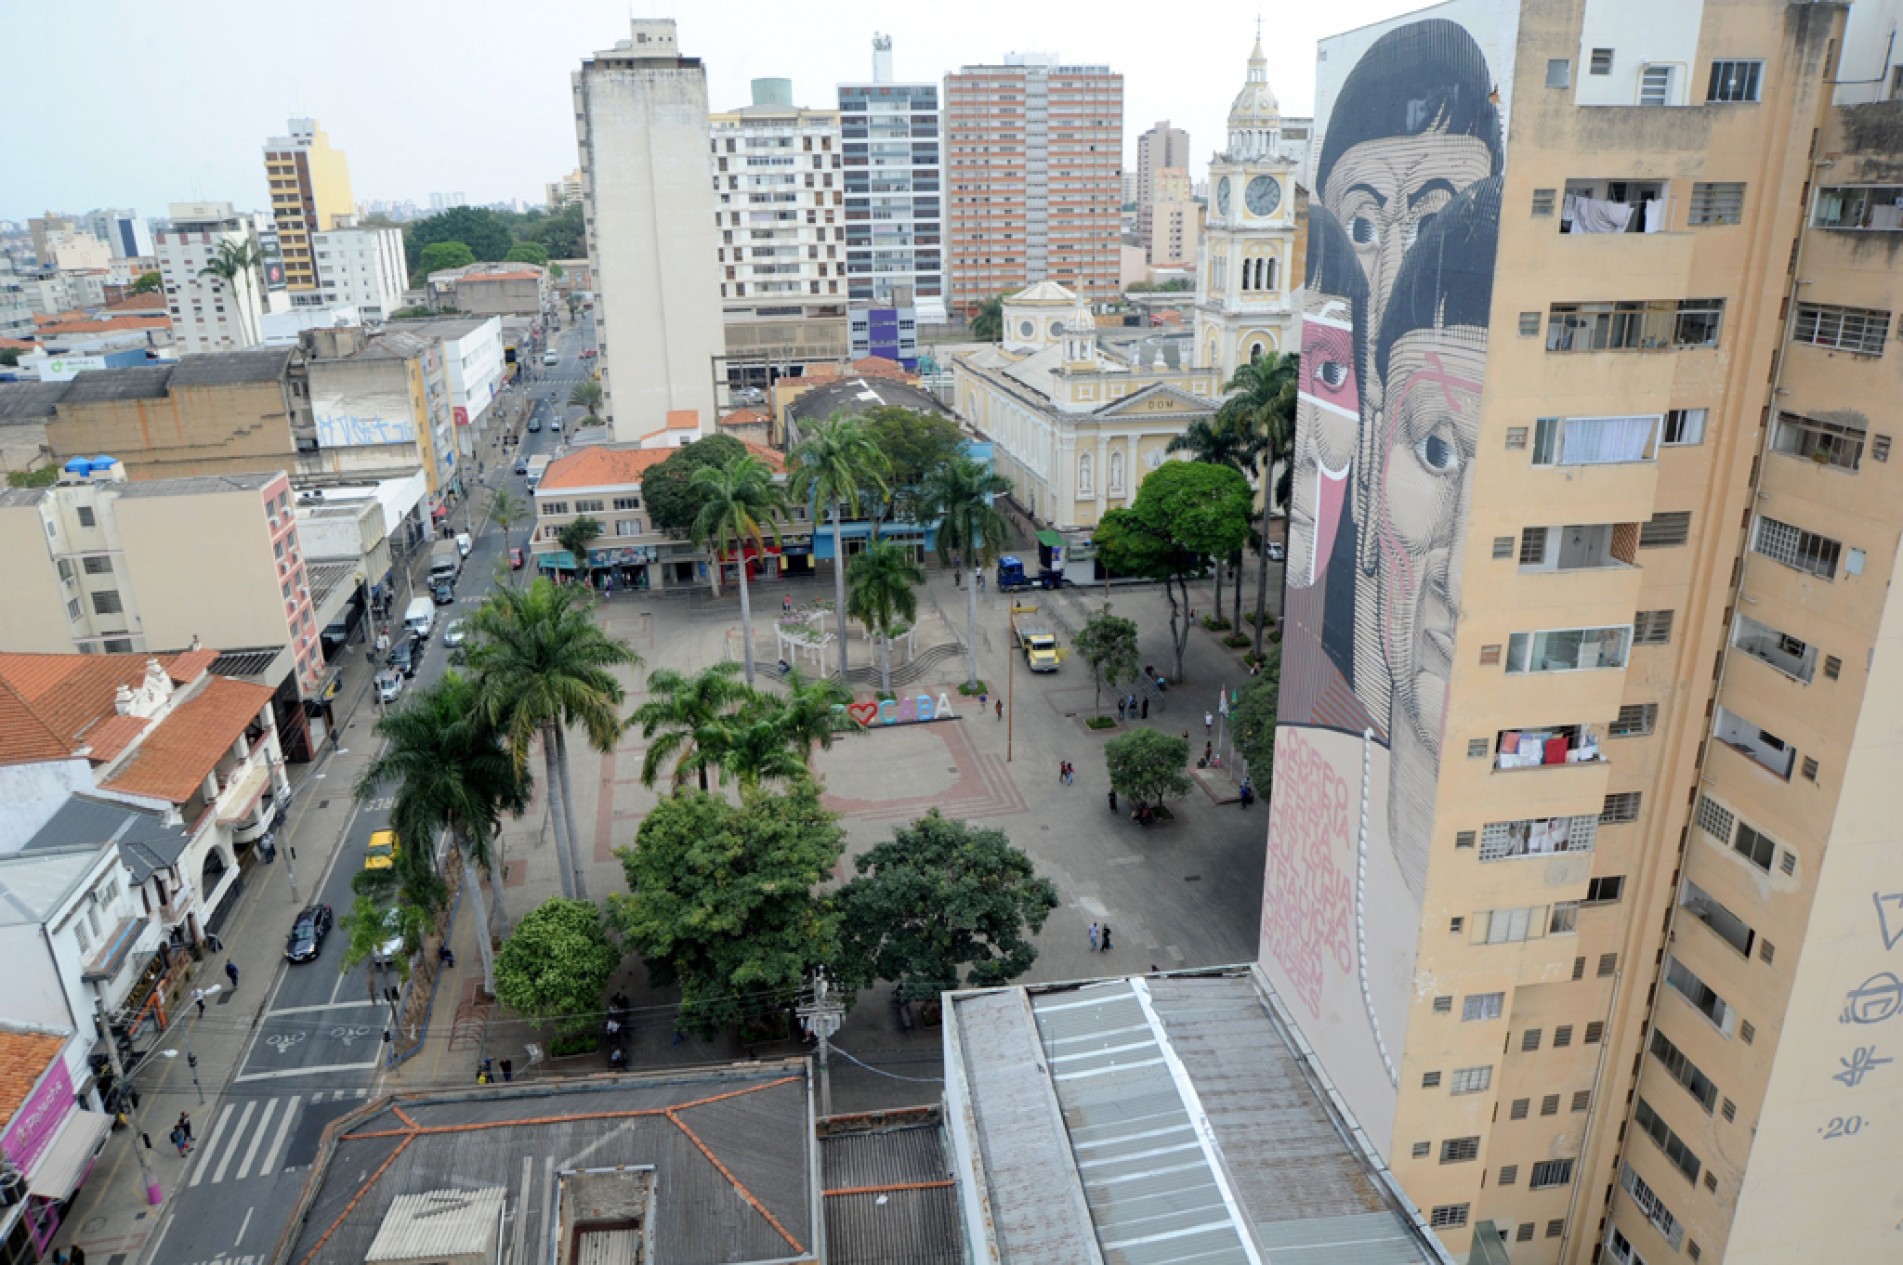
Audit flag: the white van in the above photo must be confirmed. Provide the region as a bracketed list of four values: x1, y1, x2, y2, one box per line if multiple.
[403, 596, 434, 642]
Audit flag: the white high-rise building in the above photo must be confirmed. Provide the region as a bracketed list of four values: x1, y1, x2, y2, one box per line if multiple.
[838, 34, 945, 323]
[312, 222, 408, 320]
[155, 202, 266, 354]
[573, 19, 725, 443]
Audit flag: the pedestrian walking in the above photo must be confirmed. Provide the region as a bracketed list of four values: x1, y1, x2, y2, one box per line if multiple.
[500, 1057, 514, 1083]
[192, 987, 206, 1018]
[1100, 925, 1113, 952]
[1088, 922, 1101, 952]
[1108, 788, 1118, 813]
[978, 691, 987, 707]
[1118, 697, 1127, 720]
[1205, 711, 1214, 736]
[169, 1127, 191, 1157]
[1140, 696, 1149, 719]
[782, 594, 792, 613]
[68, 1245, 84, 1265]
[1204, 741, 1214, 766]
[977, 572, 986, 592]
[224, 960, 239, 990]
[1128, 692, 1138, 715]
[1062, 761, 1074, 785]
[176, 1112, 193, 1142]
[995, 699, 1004, 722]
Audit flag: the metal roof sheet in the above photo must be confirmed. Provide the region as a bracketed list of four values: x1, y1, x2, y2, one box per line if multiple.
[365, 1186, 505, 1262]
[821, 1121, 962, 1265]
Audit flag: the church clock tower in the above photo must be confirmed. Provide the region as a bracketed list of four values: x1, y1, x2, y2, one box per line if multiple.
[1195, 34, 1299, 383]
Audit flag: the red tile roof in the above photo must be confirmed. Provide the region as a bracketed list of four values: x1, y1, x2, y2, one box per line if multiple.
[664, 409, 700, 430]
[104, 292, 168, 313]
[33, 316, 170, 337]
[0, 337, 40, 351]
[717, 408, 769, 428]
[539, 441, 784, 492]
[0, 651, 219, 767]
[850, 356, 915, 382]
[0, 1032, 67, 1132]
[100, 676, 274, 804]
[459, 270, 542, 283]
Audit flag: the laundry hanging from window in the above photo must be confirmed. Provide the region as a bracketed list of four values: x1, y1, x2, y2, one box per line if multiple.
[1563, 192, 1664, 234]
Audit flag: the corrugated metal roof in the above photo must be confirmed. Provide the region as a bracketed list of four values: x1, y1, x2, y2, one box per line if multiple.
[22, 795, 191, 885]
[364, 1186, 504, 1262]
[821, 1122, 962, 1265]
[168, 346, 296, 386]
[0, 380, 72, 421]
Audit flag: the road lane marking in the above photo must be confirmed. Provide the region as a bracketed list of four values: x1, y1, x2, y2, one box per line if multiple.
[211, 1100, 257, 1183]
[232, 1059, 383, 1083]
[265, 1000, 385, 1016]
[189, 1104, 237, 1186]
[259, 1094, 301, 1175]
[234, 1097, 278, 1181]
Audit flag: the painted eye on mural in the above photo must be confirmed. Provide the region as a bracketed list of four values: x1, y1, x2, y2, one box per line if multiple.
[1350, 215, 1379, 246]
[1415, 431, 1461, 475]
[1318, 361, 1349, 391]
[1404, 213, 1438, 248]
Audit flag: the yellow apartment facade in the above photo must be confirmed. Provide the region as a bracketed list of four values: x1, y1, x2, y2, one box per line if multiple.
[263, 118, 356, 294]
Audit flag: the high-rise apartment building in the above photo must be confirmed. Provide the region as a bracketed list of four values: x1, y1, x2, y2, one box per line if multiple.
[838, 34, 946, 325]
[1261, 2, 1903, 1263]
[155, 201, 267, 353]
[311, 221, 408, 320]
[944, 54, 1122, 312]
[82, 208, 153, 259]
[262, 119, 356, 298]
[546, 169, 583, 209]
[1135, 118, 1189, 256]
[573, 19, 725, 444]
[710, 78, 849, 385]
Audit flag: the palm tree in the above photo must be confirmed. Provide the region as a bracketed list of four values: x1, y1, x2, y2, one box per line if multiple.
[1218, 353, 1299, 657]
[847, 539, 925, 694]
[970, 293, 1006, 342]
[920, 455, 1011, 690]
[694, 698, 809, 791]
[631, 661, 753, 793]
[789, 415, 891, 681]
[555, 514, 604, 582]
[464, 578, 641, 902]
[691, 453, 787, 686]
[355, 672, 530, 994]
[776, 670, 851, 770]
[568, 380, 603, 421]
[197, 238, 263, 347]
[1168, 413, 1254, 632]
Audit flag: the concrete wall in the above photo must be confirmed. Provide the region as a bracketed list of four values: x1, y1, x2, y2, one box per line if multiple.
[113, 483, 290, 656]
[0, 761, 96, 851]
[0, 499, 73, 652]
[46, 379, 299, 481]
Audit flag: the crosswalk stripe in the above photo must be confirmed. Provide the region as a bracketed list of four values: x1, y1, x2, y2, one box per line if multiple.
[211, 1100, 257, 1183]
[259, 1094, 300, 1175]
[188, 1104, 236, 1187]
[233, 1097, 278, 1182]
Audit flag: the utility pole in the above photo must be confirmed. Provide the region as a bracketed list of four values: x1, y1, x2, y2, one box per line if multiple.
[1006, 604, 1017, 764]
[797, 969, 846, 1118]
[97, 999, 162, 1206]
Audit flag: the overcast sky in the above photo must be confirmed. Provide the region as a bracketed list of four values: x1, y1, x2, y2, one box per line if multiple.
[3, 0, 1424, 224]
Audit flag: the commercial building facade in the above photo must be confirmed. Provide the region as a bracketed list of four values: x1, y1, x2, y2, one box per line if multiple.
[839, 34, 947, 325]
[944, 54, 1123, 311]
[263, 118, 357, 297]
[1259, 2, 1903, 1262]
[1135, 118, 1190, 257]
[155, 202, 267, 354]
[311, 223, 406, 320]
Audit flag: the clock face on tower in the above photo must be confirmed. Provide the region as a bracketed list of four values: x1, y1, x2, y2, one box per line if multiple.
[1216, 177, 1232, 217]
[1245, 176, 1281, 217]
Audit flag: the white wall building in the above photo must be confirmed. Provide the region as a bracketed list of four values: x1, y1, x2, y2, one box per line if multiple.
[838, 34, 946, 323]
[387, 316, 506, 456]
[311, 224, 407, 320]
[574, 19, 726, 445]
[155, 202, 266, 354]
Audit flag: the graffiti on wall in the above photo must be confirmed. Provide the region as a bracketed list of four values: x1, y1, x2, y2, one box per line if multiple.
[314, 412, 418, 448]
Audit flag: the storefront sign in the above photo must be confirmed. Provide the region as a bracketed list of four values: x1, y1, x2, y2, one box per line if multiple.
[2, 1059, 74, 1174]
[840, 692, 958, 729]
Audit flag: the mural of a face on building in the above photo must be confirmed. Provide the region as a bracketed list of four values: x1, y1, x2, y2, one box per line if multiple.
[1288, 207, 1367, 592]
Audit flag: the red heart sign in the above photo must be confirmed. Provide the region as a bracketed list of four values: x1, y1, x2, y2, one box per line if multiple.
[847, 700, 880, 727]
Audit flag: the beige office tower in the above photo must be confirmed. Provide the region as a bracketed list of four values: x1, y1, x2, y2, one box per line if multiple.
[1261, 2, 1903, 1262]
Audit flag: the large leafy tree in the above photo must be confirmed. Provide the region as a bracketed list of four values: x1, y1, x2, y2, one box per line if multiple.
[555, 514, 604, 575]
[1231, 645, 1280, 781]
[612, 782, 843, 1038]
[691, 453, 787, 685]
[1167, 413, 1255, 629]
[494, 897, 622, 1039]
[776, 670, 851, 770]
[406, 206, 514, 274]
[693, 698, 810, 791]
[847, 539, 924, 694]
[355, 671, 529, 994]
[860, 407, 967, 500]
[790, 415, 891, 681]
[505, 242, 549, 267]
[417, 240, 476, 278]
[130, 270, 161, 294]
[521, 202, 585, 260]
[1074, 606, 1140, 719]
[969, 293, 1006, 342]
[337, 894, 432, 1030]
[919, 455, 1012, 690]
[1220, 353, 1298, 655]
[196, 239, 263, 346]
[631, 662, 752, 793]
[466, 578, 641, 902]
[1104, 728, 1193, 807]
[835, 810, 1058, 998]
[642, 434, 749, 538]
[1094, 461, 1253, 682]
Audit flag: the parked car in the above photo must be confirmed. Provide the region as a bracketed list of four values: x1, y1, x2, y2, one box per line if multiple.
[431, 578, 456, 606]
[443, 619, 466, 647]
[284, 903, 334, 962]
[375, 669, 404, 704]
[1266, 541, 1286, 562]
[389, 637, 417, 678]
[509, 547, 525, 570]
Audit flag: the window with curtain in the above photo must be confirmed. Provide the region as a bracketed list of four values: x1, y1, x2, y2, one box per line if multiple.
[1533, 415, 1660, 465]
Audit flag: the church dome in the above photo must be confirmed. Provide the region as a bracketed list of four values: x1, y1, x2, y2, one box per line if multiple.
[1225, 37, 1282, 160]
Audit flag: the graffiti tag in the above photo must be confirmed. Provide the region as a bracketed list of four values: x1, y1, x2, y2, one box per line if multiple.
[1260, 729, 1354, 1019]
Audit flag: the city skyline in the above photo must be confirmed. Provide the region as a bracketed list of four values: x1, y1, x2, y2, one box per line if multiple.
[0, 0, 1422, 222]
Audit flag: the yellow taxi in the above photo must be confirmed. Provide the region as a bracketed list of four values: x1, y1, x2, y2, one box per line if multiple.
[364, 829, 399, 871]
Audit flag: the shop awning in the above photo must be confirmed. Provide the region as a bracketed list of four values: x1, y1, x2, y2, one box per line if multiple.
[27, 1110, 111, 1201]
[1036, 530, 1065, 549]
[81, 917, 150, 982]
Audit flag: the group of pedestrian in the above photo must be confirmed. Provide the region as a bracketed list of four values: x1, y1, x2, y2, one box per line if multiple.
[1115, 694, 1150, 720]
[1087, 922, 1115, 953]
[169, 1111, 193, 1157]
[1058, 761, 1074, 785]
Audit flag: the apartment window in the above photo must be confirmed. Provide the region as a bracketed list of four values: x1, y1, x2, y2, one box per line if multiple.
[1635, 1097, 1703, 1182]
[1492, 535, 1515, 560]
[1694, 794, 1735, 846]
[1422, 1071, 1443, 1088]
[1639, 511, 1691, 547]
[1547, 1220, 1567, 1239]
[1479, 815, 1599, 862]
[1480, 907, 1548, 945]
[65, 599, 81, 622]
[77, 506, 96, 527]
[1506, 626, 1631, 673]
[1434, 995, 1454, 1014]
[1467, 738, 1491, 759]
[1602, 792, 1641, 824]
[1506, 425, 1529, 449]
[1523, 1028, 1545, 1052]
[1546, 60, 1572, 89]
[1518, 312, 1541, 337]
[1664, 954, 1735, 1034]
[1554, 1025, 1575, 1048]
[1792, 302, 1891, 355]
[1451, 1066, 1493, 1095]
[1731, 614, 1817, 682]
[1440, 1137, 1480, 1163]
[1516, 1224, 1535, 1243]
[1590, 48, 1614, 75]
[91, 590, 124, 615]
[1661, 408, 1707, 445]
[81, 555, 113, 575]
[1511, 1098, 1531, 1119]
[612, 496, 641, 511]
[1532, 414, 1659, 465]
[1499, 1164, 1519, 1185]
[1541, 1094, 1561, 1116]
[1779, 850, 1798, 876]
[1752, 516, 1842, 579]
[1532, 187, 1558, 216]
[1531, 1158, 1575, 1189]
[614, 519, 644, 537]
[1429, 1205, 1470, 1230]
[1586, 1021, 1605, 1043]
[1802, 755, 1820, 781]
[1773, 410, 1865, 471]
[1814, 184, 1903, 229]
[1681, 879, 1755, 957]
[1464, 992, 1504, 1022]
[1550, 902, 1580, 934]
[1586, 875, 1626, 903]
[1573, 955, 1587, 981]
[541, 502, 570, 516]
[1713, 705, 1796, 780]
[1741, 1019, 1757, 1043]
[1707, 59, 1764, 103]
[1734, 819, 1779, 872]
[1688, 182, 1746, 225]
[1611, 704, 1657, 737]
[1621, 1163, 1685, 1250]
[1824, 654, 1844, 680]
[1573, 1090, 1592, 1112]
[1411, 1141, 1431, 1158]
[1722, 1097, 1737, 1121]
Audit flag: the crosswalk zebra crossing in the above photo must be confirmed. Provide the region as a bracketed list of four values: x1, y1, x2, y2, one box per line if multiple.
[186, 1088, 370, 1186]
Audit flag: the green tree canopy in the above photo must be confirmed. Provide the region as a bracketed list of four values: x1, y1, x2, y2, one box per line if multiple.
[860, 407, 966, 496]
[130, 270, 162, 293]
[1074, 606, 1141, 717]
[567, 380, 603, 420]
[417, 240, 476, 277]
[555, 514, 604, 568]
[969, 293, 1006, 342]
[1104, 728, 1192, 806]
[630, 661, 754, 793]
[407, 206, 514, 265]
[494, 898, 622, 1038]
[612, 782, 844, 1037]
[846, 538, 924, 693]
[505, 242, 549, 267]
[1231, 645, 1280, 781]
[642, 434, 748, 538]
[835, 809, 1058, 997]
[521, 202, 585, 260]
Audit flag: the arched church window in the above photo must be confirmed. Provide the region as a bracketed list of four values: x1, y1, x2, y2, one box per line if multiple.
[1250, 342, 1264, 364]
[1264, 257, 1277, 291]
